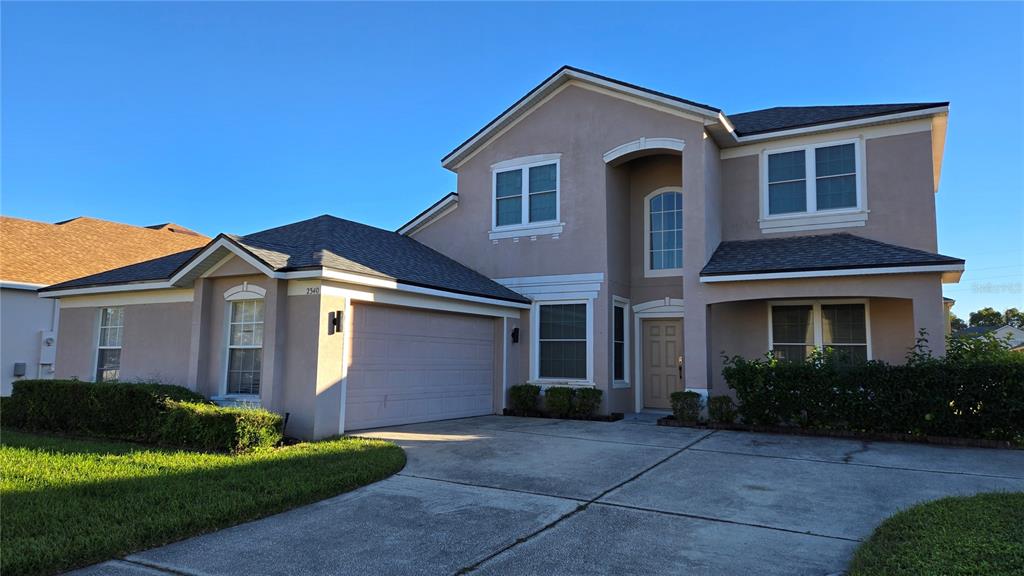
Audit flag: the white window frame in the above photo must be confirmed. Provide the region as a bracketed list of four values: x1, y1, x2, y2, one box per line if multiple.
[490, 154, 563, 240]
[221, 283, 267, 399]
[612, 296, 630, 388]
[767, 299, 872, 361]
[759, 138, 866, 233]
[529, 298, 594, 386]
[643, 186, 684, 278]
[94, 306, 124, 382]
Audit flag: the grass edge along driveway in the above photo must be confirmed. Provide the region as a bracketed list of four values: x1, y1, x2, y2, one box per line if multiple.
[849, 491, 1024, 576]
[1, 429, 406, 576]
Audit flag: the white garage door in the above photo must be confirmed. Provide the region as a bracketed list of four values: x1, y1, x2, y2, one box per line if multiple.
[345, 304, 496, 430]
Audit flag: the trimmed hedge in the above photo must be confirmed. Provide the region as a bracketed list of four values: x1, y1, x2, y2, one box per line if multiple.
[508, 384, 541, 415]
[544, 386, 575, 418]
[722, 334, 1024, 445]
[708, 396, 737, 424]
[670, 391, 702, 424]
[573, 388, 602, 419]
[3, 380, 281, 452]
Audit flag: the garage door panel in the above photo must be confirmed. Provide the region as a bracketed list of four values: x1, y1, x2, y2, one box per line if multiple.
[346, 305, 495, 430]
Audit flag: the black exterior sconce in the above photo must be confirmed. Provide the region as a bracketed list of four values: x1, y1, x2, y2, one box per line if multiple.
[511, 327, 519, 343]
[327, 310, 344, 335]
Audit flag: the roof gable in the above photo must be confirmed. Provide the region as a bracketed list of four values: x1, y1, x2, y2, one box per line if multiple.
[441, 66, 721, 170]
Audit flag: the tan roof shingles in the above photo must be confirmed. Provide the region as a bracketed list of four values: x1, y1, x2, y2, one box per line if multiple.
[0, 216, 210, 286]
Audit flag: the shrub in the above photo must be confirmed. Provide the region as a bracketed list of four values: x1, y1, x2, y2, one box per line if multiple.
[722, 333, 1024, 444]
[155, 401, 283, 453]
[670, 391, 703, 424]
[708, 396, 737, 424]
[508, 384, 541, 415]
[4, 380, 281, 452]
[544, 386, 574, 418]
[573, 388, 603, 418]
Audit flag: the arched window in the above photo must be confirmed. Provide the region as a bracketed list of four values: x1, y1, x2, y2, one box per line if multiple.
[224, 283, 266, 396]
[645, 188, 683, 276]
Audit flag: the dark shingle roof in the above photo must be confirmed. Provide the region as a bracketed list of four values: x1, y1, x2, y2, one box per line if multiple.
[728, 103, 947, 137]
[45, 215, 529, 304]
[701, 234, 964, 277]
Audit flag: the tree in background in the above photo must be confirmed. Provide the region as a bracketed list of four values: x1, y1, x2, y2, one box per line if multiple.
[1005, 308, 1023, 329]
[969, 307, 1006, 327]
[950, 313, 967, 332]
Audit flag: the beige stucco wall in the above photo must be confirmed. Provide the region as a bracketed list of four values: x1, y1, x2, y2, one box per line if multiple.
[708, 296, 917, 396]
[54, 306, 100, 381]
[719, 130, 938, 250]
[625, 154, 685, 305]
[54, 301, 193, 385]
[412, 84, 706, 409]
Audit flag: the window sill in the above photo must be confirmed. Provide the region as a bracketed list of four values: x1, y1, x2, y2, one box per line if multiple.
[489, 222, 564, 240]
[759, 210, 868, 234]
[612, 380, 631, 389]
[527, 379, 595, 389]
[212, 394, 262, 408]
[644, 268, 683, 279]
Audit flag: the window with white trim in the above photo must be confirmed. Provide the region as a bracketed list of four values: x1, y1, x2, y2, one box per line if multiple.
[770, 301, 869, 364]
[538, 303, 587, 379]
[493, 160, 559, 228]
[96, 307, 124, 382]
[766, 141, 860, 216]
[646, 189, 683, 273]
[613, 302, 628, 382]
[227, 299, 264, 395]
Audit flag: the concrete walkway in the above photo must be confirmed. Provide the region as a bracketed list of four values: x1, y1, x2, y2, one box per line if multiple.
[72, 416, 1024, 575]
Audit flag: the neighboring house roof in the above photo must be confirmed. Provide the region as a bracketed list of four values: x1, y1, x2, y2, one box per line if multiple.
[441, 65, 949, 168]
[727, 103, 949, 137]
[700, 233, 965, 279]
[956, 325, 998, 336]
[0, 216, 210, 287]
[43, 215, 530, 304]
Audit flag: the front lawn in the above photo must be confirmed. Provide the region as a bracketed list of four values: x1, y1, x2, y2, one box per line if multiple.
[848, 492, 1024, 576]
[1, 429, 406, 576]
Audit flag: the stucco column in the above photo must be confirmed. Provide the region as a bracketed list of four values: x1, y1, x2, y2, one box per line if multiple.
[186, 278, 210, 391]
[912, 282, 947, 357]
[683, 302, 709, 391]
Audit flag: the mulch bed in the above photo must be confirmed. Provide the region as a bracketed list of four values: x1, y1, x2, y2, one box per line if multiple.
[656, 416, 1020, 450]
[502, 409, 624, 422]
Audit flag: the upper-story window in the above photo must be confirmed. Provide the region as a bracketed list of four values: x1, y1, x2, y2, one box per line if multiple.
[491, 154, 561, 238]
[96, 307, 124, 382]
[644, 187, 683, 277]
[765, 139, 861, 217]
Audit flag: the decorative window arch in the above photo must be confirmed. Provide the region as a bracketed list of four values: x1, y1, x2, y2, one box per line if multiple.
[224, 281, 266, 301]
[644, 187, 684, 278]
[223, 282, 266, 397]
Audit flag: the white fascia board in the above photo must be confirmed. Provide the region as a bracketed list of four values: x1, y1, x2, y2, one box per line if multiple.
[699, 263, 965, 283]
[397, 194, 459, 236]
[40, 281, 174, 298]
[729, 107, 949, 145]
[0, 280, 48, 291]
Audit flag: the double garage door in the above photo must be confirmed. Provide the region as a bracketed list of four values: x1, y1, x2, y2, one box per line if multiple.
[344, 304, 496, 431]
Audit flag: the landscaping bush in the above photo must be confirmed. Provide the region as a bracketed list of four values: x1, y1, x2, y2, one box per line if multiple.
[508, 384, 541, 415]
[708, 395, 737, 424]
[722, 332, 1024, 445]
[670, 391, 703, 424]
[4, 380, 281, 452]
[155, 401, 282, 453]
[573, 388, 603, 418]
[544, 386, 575, 418]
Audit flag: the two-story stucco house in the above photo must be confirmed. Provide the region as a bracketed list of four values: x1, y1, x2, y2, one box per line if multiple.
[39, 67, 964, 439]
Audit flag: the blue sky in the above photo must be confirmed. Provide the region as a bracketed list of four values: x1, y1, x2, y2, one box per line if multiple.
[2, 2, 1021, 316]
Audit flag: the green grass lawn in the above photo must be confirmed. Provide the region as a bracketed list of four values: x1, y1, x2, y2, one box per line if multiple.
[1, 429, 406, 576]
[849, 492, 1024, 576]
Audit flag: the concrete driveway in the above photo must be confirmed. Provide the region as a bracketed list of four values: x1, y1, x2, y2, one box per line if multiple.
[75, 416, 1024, 576]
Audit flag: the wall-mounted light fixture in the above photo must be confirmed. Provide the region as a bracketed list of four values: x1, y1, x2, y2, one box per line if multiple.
[328, 310, 344, 335]
[511, 327, 519, 343]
